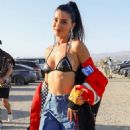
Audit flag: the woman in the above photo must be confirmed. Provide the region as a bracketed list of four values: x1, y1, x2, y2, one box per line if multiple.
[39, 1, 108, 130]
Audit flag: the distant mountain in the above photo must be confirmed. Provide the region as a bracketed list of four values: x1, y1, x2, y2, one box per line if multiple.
[92, 51, 130, 61]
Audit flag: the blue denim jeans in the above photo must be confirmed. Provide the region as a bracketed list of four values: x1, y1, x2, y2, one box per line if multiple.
[39, 93, 76, 130]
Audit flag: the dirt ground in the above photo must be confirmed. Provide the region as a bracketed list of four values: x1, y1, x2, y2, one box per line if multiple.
[0, 74, 130, 130]
[96, 74, 130, 130]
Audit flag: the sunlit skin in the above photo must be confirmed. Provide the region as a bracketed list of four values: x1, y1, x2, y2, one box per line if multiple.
[44, 9, 90, 122]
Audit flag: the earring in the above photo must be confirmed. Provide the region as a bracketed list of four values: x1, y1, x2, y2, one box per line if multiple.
[69, 29, 74, 42]
[53, 35, 56, 45]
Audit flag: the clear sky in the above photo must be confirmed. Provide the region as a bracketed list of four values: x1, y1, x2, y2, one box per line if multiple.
[0, 0, 130, 58]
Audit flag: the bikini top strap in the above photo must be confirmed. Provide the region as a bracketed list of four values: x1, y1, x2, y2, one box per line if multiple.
[45, 44, 55, 61]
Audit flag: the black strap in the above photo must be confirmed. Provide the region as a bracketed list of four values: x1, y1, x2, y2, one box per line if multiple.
[45, 45, 55, 61]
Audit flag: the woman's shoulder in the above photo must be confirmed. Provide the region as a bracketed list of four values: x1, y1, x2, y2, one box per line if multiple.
[71, 39, 83, 44]
[46, 45, 54, 51]
[44, 45, 54, 58]
[71, 39, 90, 62]
[45, 45, 54, 54]
[71, 39, 87, 51]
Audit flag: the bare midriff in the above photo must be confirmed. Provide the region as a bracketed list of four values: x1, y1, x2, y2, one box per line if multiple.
[47, 71, 75, 95]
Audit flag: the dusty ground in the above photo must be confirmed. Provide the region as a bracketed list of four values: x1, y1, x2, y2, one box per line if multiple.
[0, 74, 130, 130]
[96, 74, 130, 130]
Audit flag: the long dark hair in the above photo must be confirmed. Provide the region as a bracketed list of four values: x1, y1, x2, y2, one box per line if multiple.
[56, 1, 85, 41]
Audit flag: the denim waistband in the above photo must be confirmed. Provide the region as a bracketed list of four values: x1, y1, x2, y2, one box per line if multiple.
[42, 93, 69, 115]
[47, 93, 69, 101]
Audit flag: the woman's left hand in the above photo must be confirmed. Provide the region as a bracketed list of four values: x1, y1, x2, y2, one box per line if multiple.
[67, 108, 78, 122]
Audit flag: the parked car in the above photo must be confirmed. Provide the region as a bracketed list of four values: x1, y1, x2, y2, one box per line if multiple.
[113, 60, 130, 74]
[126, 69, 130, 77]
[12, 64, 37, 85]
[122, 67, 130, 77]
[15, 60, 42, 80]
[15, 58, 45, 78]
[118, 64, 130, 73]
[119, 67, 130, 75]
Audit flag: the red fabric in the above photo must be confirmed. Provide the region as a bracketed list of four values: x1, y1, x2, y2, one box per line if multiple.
[29, 82, 42, 130]
[84, 68, 108, 97]
[76, 85, 94, 105]
[82, 57, 96, 69]
[80, 57, 108, 104]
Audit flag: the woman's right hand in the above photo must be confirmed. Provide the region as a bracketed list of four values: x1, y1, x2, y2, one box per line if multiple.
[67, 108, 78, 122]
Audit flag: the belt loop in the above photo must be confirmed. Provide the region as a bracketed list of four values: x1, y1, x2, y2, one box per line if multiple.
[63, 94, 68, 102]
[64, 95, 66, 101]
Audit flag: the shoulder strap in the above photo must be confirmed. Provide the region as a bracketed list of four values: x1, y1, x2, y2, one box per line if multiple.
[45, 45, 55, 61]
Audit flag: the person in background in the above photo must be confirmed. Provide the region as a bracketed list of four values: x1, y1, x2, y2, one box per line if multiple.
[29, 1, 108, 130]
[102, 60, 109, 78]
[0, 40, 15, 128]
[107, 58, 113, 79]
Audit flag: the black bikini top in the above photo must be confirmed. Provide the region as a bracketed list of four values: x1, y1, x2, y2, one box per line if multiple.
[43, 43, 76, 73]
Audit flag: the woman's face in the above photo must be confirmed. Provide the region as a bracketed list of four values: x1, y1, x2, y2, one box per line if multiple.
[53, 9, 75, 39]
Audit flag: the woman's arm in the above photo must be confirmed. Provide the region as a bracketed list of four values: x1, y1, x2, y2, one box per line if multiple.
[76, 41, 90, 64]
[69, 41, 108, 107]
